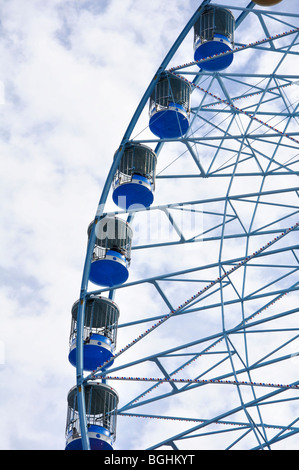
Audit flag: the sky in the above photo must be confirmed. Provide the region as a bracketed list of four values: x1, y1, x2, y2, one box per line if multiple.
[0, 0, 298, 451]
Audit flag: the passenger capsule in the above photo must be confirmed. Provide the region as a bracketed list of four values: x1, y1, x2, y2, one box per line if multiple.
[149, 73, 191, 139]
[253, 1, 282, 5]
[194, 5, 235, 71]
[88, 216, 133, 287]
[65, 383, 119, 450]
[112, 143, 157, 209]
[68, 296, 120, 371]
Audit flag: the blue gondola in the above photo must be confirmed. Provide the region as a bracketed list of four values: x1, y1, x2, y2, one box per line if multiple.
[194, 5, 235, 71]
[68, 334, 114, 371]
[88, 217, 133, 287]
[112, 144, 157, 210]
[149, 74, 191, 139]
[68, 296, 120, 372]
[66, 425, 114, 450]
[65, 384, 118, 450]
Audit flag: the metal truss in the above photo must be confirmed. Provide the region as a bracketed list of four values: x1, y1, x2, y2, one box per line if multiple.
[73, 1, 299, 450]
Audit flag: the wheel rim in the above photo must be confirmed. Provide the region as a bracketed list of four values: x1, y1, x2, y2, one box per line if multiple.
[70, 1, 299, 451]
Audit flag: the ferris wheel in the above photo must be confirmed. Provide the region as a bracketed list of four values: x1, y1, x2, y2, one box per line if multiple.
[65, 0, 299, 451]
